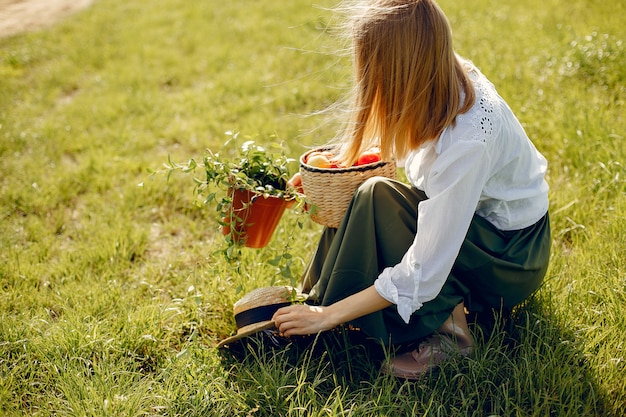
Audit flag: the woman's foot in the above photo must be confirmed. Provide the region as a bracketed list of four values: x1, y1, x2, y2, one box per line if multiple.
[383, 302, 473, 379]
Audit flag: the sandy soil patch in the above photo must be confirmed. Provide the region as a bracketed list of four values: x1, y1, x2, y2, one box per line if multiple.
[0, 0, 94, 38]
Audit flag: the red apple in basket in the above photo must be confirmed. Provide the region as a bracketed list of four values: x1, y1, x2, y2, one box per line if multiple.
[356, 148, 382, 166]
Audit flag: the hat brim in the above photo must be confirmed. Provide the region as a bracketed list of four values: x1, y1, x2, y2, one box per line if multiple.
[216, 320, 277, 348]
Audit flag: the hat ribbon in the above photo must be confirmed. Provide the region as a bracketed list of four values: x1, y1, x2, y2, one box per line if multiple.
[234, 302, 291, 329]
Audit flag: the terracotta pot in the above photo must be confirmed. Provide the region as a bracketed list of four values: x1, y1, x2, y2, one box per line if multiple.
[221, 188, 288, 248]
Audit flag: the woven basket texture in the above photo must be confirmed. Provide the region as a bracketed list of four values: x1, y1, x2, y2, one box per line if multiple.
[300, 148, 397, 228]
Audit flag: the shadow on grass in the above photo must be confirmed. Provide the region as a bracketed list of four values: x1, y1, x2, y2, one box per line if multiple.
[457, 298, 612, 416]
[219, 327, 387, 386]
[217, 298, 612, 416]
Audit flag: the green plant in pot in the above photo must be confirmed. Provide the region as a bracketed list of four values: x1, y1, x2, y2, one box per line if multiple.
[162, 133, 304, 255]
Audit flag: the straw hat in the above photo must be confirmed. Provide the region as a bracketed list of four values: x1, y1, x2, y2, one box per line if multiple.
[217, 286, 299, 348]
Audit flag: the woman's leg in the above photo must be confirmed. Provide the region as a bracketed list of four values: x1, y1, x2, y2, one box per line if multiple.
[453, 213, 551, 317]
[301, 177, 550, 377]
[303, 177, 465, 345]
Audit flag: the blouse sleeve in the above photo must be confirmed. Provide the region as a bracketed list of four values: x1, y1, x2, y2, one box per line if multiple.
[374, 139, 491, 323]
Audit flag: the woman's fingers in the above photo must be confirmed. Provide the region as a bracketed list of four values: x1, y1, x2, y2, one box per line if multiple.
[286, 172, 305, 209]
[272, 304, 328, 336]
[287, 172, 304, 193]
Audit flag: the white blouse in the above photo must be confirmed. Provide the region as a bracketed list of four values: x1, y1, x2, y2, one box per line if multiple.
[374, 63, 549, 323]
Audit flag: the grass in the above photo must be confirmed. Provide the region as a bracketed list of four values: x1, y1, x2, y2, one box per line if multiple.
[0, 0, 624, 415]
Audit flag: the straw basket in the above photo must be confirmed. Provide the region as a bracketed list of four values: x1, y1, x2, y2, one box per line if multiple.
[299, 148, 397, 228]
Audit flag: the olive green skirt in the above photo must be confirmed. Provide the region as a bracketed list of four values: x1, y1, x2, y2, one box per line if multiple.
[302, 177, 551, 346]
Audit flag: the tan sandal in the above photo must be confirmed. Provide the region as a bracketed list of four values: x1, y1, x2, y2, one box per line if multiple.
[383, 302, 473, 379]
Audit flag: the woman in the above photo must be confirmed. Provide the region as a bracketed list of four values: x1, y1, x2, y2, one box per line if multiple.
[273, 0, 551, 379]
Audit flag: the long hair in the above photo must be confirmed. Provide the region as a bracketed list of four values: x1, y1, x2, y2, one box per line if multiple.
[336, 0, 475, 164]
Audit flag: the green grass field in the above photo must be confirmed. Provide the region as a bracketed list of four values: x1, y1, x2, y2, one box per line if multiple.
[1, 0, 624, 415]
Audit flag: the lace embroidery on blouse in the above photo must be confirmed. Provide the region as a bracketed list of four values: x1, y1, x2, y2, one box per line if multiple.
[456, 69, 497, 143]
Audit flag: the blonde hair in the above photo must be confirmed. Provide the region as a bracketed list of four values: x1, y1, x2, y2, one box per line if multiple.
[335, 0, 475, 164]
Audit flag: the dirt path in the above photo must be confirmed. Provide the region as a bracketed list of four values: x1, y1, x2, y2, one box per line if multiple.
[0, 0, 94, 38]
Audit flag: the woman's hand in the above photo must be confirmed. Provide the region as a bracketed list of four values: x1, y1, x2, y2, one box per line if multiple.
[272, 286, 393, 337]
[272, 304, 338, 337]
[287, 172, 304, 194]
[285, 172, 305, 210]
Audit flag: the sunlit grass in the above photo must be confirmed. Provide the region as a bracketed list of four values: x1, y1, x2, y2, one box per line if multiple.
[0, 0, 624, 415]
